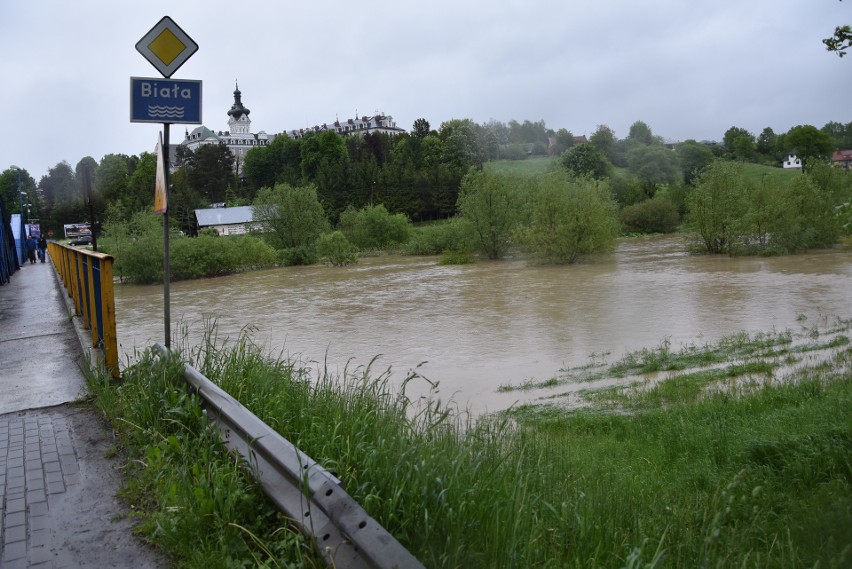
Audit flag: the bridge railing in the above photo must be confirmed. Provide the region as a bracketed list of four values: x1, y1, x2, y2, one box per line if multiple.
[48, 242, 119, 378]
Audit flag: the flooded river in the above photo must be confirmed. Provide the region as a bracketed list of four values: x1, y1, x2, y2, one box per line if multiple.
[114, 235, 852, 414]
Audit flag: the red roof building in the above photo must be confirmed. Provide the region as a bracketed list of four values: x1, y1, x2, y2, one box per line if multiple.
[831, 149, 852, 169]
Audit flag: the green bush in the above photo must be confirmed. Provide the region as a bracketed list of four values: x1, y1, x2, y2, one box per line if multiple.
[338, 204, 412, 250]
[100, 212, 277, 283]
[278, 244, 318, 266]
[403, 218, 477, 256]
[315, 230, 358, 266]
[619, 195, 681, 234]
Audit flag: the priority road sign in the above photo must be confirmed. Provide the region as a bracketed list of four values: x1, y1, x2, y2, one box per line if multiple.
[135, 16, 198, 78]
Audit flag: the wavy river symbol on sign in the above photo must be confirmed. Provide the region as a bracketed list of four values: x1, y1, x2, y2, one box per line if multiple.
[147, 105, 185, 119]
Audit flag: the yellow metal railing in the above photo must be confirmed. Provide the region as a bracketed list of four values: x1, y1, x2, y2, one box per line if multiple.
[48, 242, 119, 378]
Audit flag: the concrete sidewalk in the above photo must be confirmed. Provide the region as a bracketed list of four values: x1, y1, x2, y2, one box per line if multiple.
[0, 256, 167, 568]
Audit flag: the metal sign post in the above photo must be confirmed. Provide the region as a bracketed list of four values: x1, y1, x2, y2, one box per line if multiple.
[132, 16, 201, 348]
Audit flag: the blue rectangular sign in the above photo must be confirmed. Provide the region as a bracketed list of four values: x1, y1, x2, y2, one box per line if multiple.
[130, 77, 202, 124]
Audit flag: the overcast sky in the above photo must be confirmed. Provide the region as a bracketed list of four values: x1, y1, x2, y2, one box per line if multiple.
[1, 0, 849, 181]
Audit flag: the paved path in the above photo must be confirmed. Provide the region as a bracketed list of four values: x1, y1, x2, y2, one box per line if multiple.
[0, 257, 167, 568]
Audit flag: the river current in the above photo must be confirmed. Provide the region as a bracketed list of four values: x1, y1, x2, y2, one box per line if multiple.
[114, 235, 852, 415]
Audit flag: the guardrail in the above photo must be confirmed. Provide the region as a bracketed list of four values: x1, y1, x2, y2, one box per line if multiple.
[152, 343, 425, 569]
[49, 242, 119, 378]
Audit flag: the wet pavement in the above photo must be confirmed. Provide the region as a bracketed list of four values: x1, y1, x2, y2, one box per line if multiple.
[0, 256, 167, 568]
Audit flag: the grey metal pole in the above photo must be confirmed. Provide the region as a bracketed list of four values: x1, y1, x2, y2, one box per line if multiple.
[16, 170, 24, 265]
[163, 123, 171, 348]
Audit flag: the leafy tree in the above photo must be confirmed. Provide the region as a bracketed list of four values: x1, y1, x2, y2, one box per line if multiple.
[183, 144, 236, 205]
[253, 183, 329, 250]
[1, 168, 36, 229]
[823, 24, 852, 57]
[456, 169, 521, 260]
[95, 155, 131, 212]
[685, 160, 750, 254]
[784, 125, 837, 169]
[768, 174, 841, 251]
[300, 131, 350, 218]
[626, 145, 682, 196]
[589, 124, 618, 163]
[411, 118, 431, 140]
[822, 121, 852, 149]
[676, 140, 715, 185]
[125, 152, 157, 215]
[561, 143, 612, 179]
[440, 119, 485, 172]
[755, 127, 779, 159]
[38, 161, 80, 234]
[722, 127, 754, 159]
[243, 135, 302, 194]
[517, 172, 619, 264]
[627, 120, 656, 146]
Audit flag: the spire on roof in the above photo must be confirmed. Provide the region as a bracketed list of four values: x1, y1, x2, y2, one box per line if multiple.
[228, 79, 250, 119]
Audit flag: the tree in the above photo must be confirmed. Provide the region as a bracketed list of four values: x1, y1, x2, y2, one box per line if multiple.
[95, 155, 131, 210]
[722, 127, 755, 160]
[456, 169, 521, 260]
[627, 120, 656, 146]
[253, 183, 329, 250]
[183, 144, 236, 205]
[821, 121, 852, 150]
[561, 143, 612, 179]
[300, 131, 350, 218]
[676, 140, 715, 185]
[411, 118, 431, 140]
[824, 24, 852, 57]
[685, 160, 750, 254]
[517, 172, 619, 264]
[784, 125, 837, 169]
[589, 124, 617, 163]
[626, 144, 682, 196]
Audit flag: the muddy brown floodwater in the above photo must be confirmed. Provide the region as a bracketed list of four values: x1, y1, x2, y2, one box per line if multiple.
[114, 235, 852, 415]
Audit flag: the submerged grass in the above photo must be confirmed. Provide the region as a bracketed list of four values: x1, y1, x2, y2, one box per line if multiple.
[85, 320, 852, 568]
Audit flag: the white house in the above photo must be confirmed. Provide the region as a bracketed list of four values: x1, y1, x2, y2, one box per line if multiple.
[782, 152, 802, 169]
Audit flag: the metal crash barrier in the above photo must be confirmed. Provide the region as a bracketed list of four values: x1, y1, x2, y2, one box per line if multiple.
[48, 242, 119, 378]
[152, 343, 425, 569]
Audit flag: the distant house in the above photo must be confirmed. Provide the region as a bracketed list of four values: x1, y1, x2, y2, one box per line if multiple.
[782, 152, 802, 169]
[831, 149, 852, 170]
[194, 206, 260, 236]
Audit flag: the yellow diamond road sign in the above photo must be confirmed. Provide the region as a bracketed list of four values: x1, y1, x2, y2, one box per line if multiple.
[136, 16, 198, 78]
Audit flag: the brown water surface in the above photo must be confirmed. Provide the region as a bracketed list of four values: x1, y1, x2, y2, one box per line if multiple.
[114, 235, 852, 414]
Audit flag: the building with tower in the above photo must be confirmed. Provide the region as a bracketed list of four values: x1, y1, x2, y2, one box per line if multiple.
[181, 82, 406, 174]
[182, 82, 270, 172]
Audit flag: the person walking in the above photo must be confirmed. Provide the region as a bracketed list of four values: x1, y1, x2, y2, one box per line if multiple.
[37, 234, 47, 262]
[26, 234, 37, 264]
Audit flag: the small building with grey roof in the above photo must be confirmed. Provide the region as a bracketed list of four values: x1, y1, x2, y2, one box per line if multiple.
[194, 205, 262, 236]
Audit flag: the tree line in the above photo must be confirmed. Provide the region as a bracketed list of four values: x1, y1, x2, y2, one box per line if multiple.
[1, 117, 850, 255]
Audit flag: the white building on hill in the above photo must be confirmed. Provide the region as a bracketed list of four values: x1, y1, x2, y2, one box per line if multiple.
[182, 82, 270, 171]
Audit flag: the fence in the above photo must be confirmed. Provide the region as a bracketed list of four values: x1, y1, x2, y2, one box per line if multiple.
[49, 242, 119, 378]
[152, 343, 425, 569]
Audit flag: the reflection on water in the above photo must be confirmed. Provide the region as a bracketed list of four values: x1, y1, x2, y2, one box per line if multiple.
[115, 235, 852, 414]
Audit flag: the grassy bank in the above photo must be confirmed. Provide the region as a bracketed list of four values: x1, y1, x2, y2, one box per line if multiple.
[86, 321, 852, 568]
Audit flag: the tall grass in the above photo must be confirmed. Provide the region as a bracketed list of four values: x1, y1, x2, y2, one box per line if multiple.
[86, 323, 852, 568]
